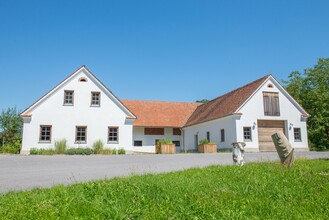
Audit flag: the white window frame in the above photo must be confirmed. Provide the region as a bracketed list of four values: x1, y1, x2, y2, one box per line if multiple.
[243, 127, 252, 142]
[108, 127, 119, 144]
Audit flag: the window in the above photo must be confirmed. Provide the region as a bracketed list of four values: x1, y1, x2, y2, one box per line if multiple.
[173, 141, 181, 147]
[294, 128, 301, 141]
[76, 126, 87, 143]
[220, 129, 225, 142]
[108, 127, 119, 143]
[173, 128, 181, 136]
[64, 90, 74, 105]
[91, 92, 100, 106]
[206, 131, 210, 142]
[243, 127, 252, 141]
[39, 125, 52, 142]
[144, 128, 164, 135]
[263, 92, 280, 116]
[79, 77, 87, 82]
[134, 140, 142, 146]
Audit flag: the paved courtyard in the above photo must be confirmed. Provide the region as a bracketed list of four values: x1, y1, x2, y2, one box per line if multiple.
[0, 152, 328, 193]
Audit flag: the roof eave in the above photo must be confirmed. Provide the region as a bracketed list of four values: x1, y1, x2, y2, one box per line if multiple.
[183, 113, 242, 128]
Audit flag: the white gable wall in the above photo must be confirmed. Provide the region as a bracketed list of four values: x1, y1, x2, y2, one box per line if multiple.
[21, 69, 134, 154]
[236, 77, 308, 151]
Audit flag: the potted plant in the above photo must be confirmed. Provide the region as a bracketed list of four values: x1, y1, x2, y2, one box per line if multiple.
[156, 138, 176, 154]
[198, 139, 217, 153]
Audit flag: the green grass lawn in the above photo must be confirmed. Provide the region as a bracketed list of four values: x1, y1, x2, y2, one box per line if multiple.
[1, 159, 328, 219]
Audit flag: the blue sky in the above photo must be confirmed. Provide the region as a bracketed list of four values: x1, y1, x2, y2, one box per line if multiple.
[1, 0, 328, 112]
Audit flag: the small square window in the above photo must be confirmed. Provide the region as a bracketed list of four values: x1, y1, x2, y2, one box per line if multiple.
[294, 128, 301, 141]
[91, 92, 100, 106]
[108, 127, 119, 143]
[134, 140, 142, 147]
[64, 90, 74, 105]
[243, 127, 252, 141]
[76, 126, 87, 143]
[172, 141, 181, 147]
[40, 125, 52, 142]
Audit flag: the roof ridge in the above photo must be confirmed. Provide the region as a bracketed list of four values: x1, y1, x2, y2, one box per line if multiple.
[121, 99, 199, 104]
[209, 74, 271, 104]
[184, 74, 271, 127]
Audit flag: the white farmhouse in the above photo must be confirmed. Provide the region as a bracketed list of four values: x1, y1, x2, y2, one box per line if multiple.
[20, 66, 309, 154]
[20, 66, 136, 154]
[183, 75, 309, 152]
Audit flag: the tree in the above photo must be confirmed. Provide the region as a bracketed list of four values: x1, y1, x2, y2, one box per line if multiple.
[0, 107, 23, 153]
[283, 58, 329, 150]
[196, 99, 209, 103]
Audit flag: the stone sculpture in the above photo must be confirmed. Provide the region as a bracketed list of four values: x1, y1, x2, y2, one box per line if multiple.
[271, 131, 295, 168]
[232, 142, 246, 166]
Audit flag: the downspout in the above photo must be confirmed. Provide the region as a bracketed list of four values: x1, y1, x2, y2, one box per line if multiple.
[180, 128, 185, 152]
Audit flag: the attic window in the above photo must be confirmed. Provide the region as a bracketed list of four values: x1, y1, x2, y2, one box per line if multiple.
[267, 84, 274, 88]
[79, 77, 87, 82]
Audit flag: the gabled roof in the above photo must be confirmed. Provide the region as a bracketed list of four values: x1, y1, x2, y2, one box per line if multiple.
[121, 100, 200, 127]
[20, 66, 136, 119]
[185, 75, 271, 127]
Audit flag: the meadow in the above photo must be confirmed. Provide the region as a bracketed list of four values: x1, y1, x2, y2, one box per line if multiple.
[0, 159, 328, 219]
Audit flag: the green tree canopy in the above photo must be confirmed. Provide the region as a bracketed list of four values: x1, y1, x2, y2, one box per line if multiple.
[0, 107, 23, 153]
[283, 58, 329, 150]
[196, 99, 209, 103]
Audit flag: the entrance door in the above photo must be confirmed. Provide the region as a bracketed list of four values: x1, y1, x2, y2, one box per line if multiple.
[258, 120, 285, 151]
[194, 134, 198, 150]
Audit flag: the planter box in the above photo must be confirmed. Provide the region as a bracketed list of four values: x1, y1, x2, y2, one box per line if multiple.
[198, 144, 217, 153]
[160, 144, 176, 154]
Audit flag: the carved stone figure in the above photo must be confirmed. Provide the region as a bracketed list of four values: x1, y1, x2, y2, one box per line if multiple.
[232, 142, 246, 166]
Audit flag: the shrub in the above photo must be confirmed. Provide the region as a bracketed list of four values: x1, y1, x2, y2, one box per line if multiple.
[199, 139, 209, 145]
[30, 148, 55, 155]
[112, 148, 117, 155]
[118, 148, 126, 155]
[164, 138, 172, 144]
[92, 140, 104, 154]
[100, 149, 113, 155]
[65, 148, 93, 155]
[55, 139, 67, 154]
[29, 148, 39, 155]
[0, 145, 20, 154]
[39, 148, 56, 155]
[0, 141, 21, 154]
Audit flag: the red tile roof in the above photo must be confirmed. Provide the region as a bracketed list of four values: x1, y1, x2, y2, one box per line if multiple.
[121, 100, 201, 127]
[185, 75, 270, 127]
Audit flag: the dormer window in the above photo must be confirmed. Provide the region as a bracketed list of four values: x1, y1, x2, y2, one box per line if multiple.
[91, 92, 100, 106]
[64, 90, 74, 105]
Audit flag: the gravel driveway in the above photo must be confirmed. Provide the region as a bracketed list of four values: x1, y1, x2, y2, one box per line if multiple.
[0, 151, 328, 193]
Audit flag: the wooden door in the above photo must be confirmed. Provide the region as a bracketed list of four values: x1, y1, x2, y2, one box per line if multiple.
[258, 120, 285, 151]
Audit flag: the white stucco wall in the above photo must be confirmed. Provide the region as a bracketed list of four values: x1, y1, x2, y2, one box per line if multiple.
[21, 69, 134, 154]
[183, 116, 237, 151]
[183, 77, 309, 152]
[236, 78, 308, 151]
[132, 127, 183, 153]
